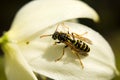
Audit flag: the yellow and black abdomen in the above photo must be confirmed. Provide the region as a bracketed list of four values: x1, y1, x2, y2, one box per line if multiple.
[73, 40, 90, 52]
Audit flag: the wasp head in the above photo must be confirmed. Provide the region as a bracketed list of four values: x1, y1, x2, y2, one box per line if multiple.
[52, 31, 59, 40]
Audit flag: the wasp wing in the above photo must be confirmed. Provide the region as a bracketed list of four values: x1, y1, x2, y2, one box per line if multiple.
[71, 32, 92, 45]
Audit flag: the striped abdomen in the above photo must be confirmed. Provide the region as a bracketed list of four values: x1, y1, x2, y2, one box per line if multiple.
[72, 40, 90, 52]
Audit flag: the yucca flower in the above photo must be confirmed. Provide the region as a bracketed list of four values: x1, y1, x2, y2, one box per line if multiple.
[0, 0, 119, 80]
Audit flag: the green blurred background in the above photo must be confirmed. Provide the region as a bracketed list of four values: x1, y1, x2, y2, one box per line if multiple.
[0, 0, 120, 80]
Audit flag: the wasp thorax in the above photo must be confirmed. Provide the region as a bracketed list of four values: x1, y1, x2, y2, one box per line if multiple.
[58, 33, 68, 42]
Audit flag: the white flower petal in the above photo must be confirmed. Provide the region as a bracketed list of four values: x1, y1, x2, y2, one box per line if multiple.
[19, 22, 118, 80]
[1, 43, 37, 80]
[8, 0, 99, 42]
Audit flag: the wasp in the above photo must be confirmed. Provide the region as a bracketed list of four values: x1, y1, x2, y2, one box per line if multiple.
[40, 23, 92, 68]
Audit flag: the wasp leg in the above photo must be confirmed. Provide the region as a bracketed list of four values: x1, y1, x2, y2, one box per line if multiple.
[75, 53, 84, 69]
[61, 23, 69, 30]
[72, 32, 88, 36]
[55, 45, 68, 62]
[54, 41, 61, 45]
[61, 22, 70, 34]
[71, 33, 75, 40]
[71, 50, 84, 69]
[55, 23, 60, 32]
[80, 32, 88, 36]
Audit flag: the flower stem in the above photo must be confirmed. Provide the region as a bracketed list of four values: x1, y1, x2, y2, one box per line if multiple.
[0, 37, 3, 45]
[0, 33, 8, 46]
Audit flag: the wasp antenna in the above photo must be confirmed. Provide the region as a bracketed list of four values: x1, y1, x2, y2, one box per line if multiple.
[40, 34, 52, 38]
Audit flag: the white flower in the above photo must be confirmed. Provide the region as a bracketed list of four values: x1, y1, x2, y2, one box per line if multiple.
[0, 0, 119, 80]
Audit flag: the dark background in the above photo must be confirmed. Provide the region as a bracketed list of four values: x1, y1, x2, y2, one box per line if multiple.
[0, 0, 120, 80]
